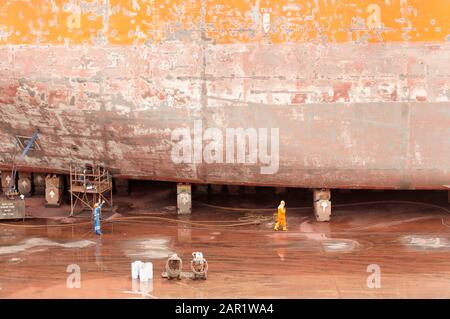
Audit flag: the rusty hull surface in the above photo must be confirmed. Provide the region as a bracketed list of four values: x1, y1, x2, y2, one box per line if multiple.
[0, 188, 450, 298]
[0, 1, 450, 189]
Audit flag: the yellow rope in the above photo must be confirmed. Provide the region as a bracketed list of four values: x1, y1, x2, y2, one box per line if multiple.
[0, 214, 270, 229]
[0, 199, 447, 229]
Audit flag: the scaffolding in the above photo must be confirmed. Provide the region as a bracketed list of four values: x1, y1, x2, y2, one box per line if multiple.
[69, 164, 113, 216]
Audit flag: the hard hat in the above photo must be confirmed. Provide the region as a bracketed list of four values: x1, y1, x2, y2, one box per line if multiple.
[280, 200, 285, 205]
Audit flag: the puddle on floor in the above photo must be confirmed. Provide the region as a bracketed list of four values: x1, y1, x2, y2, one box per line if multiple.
[401, 235, 450, 250]
[321, 239, 360, 253]
[0, 238, 95, 256]
[121, 238, 174, 259]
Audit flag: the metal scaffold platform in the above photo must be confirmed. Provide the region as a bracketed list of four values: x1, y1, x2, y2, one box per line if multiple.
[69, 164, 113, 216]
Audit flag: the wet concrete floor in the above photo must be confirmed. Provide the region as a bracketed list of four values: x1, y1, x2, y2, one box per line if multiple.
[0, 186, 449, 298]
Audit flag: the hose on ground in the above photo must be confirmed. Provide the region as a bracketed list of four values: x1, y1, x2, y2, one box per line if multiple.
[195, 199, 450, 215]
[0, 199, 448, 229]
[0, 214, 269, 229]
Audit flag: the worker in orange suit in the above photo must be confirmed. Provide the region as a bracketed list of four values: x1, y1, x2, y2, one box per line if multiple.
[274, 200, 287, 231]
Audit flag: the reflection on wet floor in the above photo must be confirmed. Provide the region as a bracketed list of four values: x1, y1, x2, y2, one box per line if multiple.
[122, 238, 174, 259]
[401, 235, 450, 250]
[0, 188, 449, 298]
[0, 238, 94, 255]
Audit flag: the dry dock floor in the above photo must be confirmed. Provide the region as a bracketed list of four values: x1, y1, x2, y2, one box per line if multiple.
[0, 184, 449, 298]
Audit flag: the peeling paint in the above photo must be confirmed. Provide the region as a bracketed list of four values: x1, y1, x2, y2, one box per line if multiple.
[0, 2, 449, 189]
[0, 1, 448, 44]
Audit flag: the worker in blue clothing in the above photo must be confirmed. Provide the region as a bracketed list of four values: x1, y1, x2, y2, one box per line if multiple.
[93, 199, 105, 235]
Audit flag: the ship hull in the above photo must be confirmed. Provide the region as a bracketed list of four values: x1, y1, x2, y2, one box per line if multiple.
[0, 0, 449, 189]
[0, 44, 449, 189]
